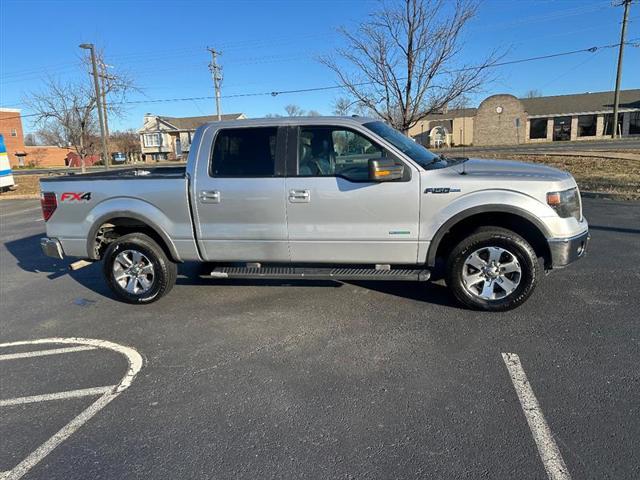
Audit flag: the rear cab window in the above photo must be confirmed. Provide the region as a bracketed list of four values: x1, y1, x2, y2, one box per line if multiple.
[211, 127, 278, 177]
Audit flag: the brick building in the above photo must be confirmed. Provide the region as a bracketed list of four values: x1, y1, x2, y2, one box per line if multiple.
[409, 89, 640, 147]
[0, 107, 73, 167]
[0, 108, 26, 166]
[24, 146, 75, 167]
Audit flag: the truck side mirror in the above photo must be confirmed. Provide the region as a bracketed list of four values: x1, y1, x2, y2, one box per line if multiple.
[368, 158, 404, 182]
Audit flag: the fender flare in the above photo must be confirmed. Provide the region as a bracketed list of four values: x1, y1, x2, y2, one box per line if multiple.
[425, 204, 551, 267]
[86, 210, 181, 262]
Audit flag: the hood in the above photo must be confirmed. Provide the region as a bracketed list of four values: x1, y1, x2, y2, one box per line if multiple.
[455, 158, 572, 182]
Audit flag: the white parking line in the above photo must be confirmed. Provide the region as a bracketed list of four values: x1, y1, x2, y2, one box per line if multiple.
[0, 345, 96, 361]
[502, 352, 571, 480]
[0, 337, 142, 480]
[0, 386, 115, 407]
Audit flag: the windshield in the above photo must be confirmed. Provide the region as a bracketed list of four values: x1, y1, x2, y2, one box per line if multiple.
[363, 121, 439, 168]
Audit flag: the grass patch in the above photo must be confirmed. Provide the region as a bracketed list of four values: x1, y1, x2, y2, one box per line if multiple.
[482, 154, 640, 200]
[0, 174, 42, 198]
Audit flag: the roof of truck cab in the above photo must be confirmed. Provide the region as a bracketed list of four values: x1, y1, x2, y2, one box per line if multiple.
[200, 116, 381, 128]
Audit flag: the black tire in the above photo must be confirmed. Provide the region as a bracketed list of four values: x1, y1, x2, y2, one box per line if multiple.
[445, 227, 539, 311]
[103, 233, 177, 304]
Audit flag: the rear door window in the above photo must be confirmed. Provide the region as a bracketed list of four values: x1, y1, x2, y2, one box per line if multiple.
[211, 127, 277, 177]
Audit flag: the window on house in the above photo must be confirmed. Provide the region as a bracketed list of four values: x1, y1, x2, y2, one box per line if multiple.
[210, 127, 277, 177]
[529, 118, 547, 139]
[629, 112, 640, 135]
[11, 128, 17, 137]
[144, 133, 162, 147]
[577, 115, 596, 137]
[604, 113, 623, 136]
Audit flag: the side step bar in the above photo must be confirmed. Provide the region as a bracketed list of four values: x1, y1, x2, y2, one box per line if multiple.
[208, 266, 430, 282]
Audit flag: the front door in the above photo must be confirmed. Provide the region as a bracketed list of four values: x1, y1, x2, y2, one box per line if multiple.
[193, 126, 289, 262]
[285, 125, 421, 264]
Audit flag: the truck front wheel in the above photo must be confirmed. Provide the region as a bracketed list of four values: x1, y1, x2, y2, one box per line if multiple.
[103, 233, 177, 304]
[446, 227, 539, 311]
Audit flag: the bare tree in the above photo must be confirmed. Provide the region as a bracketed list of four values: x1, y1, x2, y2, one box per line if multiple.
[284, 104, 305, 117]
[321, 0, 500, 133]
[332, 97, 376, 117]
[23, 133, 39, 146]
[332, 97, 354, 116]
[25, 53, 136, 172]
[110, 129, 142, 162]
[267, 104, 319, 117]
[25, 78, 98, 172]
[524, 89, 542, 98]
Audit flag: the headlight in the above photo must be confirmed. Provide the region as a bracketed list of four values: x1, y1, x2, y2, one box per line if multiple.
[547, 187, 581, 221]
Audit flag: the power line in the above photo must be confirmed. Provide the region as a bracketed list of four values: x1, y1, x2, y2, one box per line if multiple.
[118, 41, 637, 103]
[3, 40, 637, 122]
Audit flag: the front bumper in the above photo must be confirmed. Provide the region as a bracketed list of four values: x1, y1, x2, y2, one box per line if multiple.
[41, 237, 64, 260]
[547, 230, 590, 268]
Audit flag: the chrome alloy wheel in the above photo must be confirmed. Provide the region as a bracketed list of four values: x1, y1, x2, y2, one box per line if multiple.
[461, 246, 522, 300]
[112, 249, 155, 295]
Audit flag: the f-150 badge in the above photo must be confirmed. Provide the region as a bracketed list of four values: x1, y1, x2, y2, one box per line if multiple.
[424, 187, 461, 194]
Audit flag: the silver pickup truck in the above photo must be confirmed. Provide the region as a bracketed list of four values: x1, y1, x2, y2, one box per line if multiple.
[40, 117, 589, 310]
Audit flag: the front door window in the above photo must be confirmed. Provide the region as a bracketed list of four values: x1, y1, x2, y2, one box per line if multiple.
[297, 126, 384, 181]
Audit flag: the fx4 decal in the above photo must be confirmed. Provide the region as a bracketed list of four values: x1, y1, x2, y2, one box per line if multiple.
[61, 192, 92, 202]
[424, 187, 461, 194]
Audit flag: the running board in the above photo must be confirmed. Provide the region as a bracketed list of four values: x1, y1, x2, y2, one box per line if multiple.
[207, 266, 430, 282]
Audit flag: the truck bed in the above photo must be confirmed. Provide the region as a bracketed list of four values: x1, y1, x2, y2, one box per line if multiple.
[39, 165, 197, 260]
[39, 165, 186, 182]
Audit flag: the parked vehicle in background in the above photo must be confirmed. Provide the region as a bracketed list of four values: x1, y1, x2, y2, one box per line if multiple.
[39, 117, 589, 310]
[0, 135, 16, 192]
[111, 152, 127, 163]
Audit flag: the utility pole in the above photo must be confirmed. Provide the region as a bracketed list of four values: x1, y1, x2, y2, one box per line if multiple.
[79, 43, 109, 170]
[207, 47, 223, 121]
[98, 59, 111, 157]
[611, 0, 632, 139]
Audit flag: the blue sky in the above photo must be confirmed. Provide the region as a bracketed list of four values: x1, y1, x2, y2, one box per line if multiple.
[1, 0, 638, 133]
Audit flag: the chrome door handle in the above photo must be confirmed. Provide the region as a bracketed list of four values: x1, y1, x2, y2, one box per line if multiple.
[289, 189, 310, 203]
[199, 190, 221, 203]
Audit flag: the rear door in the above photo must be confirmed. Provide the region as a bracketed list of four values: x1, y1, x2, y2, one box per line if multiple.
[284, 125, 421, 264]
[193, 126, 289, 262]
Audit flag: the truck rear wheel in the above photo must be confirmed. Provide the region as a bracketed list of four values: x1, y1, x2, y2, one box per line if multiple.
[103, 233, 177, 304]
[445, 227, 539, 311]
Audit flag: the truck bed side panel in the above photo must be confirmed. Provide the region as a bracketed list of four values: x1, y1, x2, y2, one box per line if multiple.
[41, 177, 199, 260]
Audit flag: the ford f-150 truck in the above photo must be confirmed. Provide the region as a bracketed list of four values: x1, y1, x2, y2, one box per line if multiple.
[39, 117, 589, 310]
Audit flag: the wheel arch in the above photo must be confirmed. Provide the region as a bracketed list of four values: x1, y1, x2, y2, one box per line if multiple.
[426, 205, 552, 269]
[87, 211, 181, 262]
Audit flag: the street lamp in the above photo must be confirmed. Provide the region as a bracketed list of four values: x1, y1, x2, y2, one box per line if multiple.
[79, 43, 109, 170]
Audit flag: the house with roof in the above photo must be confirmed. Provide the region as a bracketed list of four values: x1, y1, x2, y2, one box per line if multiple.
[409, 89, 640, 147]
[138, 113, 245, 161]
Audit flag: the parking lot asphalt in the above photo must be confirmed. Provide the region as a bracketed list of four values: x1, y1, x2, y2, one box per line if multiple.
[1, 198, 639, 479]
